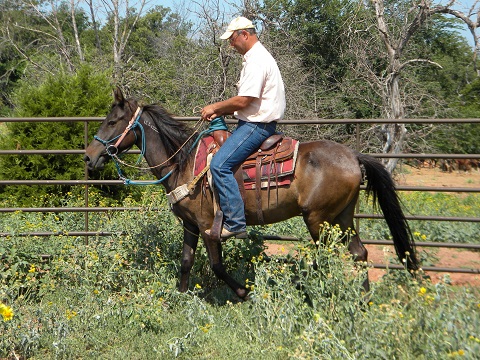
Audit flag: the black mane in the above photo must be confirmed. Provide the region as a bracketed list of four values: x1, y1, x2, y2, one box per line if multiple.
[142, 104, 196, 170]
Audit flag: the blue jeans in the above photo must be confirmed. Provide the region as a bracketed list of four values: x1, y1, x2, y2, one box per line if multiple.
[210, 120, 277, 232]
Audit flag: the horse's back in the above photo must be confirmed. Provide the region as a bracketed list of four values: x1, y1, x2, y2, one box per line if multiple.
[299, 139, 359, 167]
[295, 140, 362, 182]
[244, 139, 362, 225]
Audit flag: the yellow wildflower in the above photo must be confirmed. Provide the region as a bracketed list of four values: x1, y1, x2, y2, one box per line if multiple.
[65, 309, 78, 320]
[199, 323, 213, 333]
[28, 264, 36, 273]
[469, 336, 480, 343]
[195, 283, 202, 289]
[0, 303, 14, 321]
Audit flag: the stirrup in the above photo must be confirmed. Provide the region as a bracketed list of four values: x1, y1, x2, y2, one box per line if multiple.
[205, 227, 247, 240]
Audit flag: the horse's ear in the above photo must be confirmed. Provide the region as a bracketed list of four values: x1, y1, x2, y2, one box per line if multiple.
[113, 86, 125, 105]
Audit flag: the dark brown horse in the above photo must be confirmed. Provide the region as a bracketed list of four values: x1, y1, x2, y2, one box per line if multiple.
[84, 88, 418, 299]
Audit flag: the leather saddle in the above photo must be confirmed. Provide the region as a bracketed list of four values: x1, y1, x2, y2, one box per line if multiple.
[213, 130, 294, 164]
[210, 129, 297, 224]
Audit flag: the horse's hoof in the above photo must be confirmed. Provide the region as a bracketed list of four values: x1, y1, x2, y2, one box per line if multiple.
[236, 287, 249, 300]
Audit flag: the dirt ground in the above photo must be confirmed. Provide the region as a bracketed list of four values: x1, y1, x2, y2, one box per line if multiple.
[266, 165, 480, 287]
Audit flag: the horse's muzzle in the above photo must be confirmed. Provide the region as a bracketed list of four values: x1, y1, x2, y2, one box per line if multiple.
[84, 153, 108, 170]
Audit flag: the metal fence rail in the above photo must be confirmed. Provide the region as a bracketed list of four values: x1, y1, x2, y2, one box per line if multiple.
[0, 206, 478, 223]
[1, 116, 479, 275]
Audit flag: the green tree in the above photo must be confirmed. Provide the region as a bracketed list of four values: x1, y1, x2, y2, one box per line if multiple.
[0, 0, 42, 112]
[0, 65, 113, 205]
[427, 77, 480, 154]
[258, 0, 356, 117]
[120, 6, 201, 113]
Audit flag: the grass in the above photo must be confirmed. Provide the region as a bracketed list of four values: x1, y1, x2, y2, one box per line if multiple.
[1, 189, 480, 359]
[358, 191, 480, 244]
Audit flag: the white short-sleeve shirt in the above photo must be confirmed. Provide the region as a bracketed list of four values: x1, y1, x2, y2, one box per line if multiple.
[235, 42, 286, 123]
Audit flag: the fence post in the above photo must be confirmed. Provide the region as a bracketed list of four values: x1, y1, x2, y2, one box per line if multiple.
[84, 120, 89, 245]
[355, 123, 361, 232]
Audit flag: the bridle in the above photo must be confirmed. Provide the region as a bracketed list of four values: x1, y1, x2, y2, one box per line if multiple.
[94, 107, 143, 157]
[91, 106, 225, 186]
[93, 106, 178, 185]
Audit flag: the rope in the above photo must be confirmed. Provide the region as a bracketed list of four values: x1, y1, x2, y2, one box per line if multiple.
[112, 117, 207, 171]
[97, 111, 227, 186]
[188, 116, 228, 152]
[123, 169, 175, 186]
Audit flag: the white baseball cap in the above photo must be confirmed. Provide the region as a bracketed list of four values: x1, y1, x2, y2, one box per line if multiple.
[220, 17, 255, 40]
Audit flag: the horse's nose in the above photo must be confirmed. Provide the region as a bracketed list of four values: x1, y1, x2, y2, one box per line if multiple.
[83, 154, 90, 163]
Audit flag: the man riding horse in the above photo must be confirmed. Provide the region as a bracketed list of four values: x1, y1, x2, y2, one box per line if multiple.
[202, 17, 286, 240]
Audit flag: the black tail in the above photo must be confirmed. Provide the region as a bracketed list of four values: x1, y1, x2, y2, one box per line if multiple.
[358, 153, 419, 271]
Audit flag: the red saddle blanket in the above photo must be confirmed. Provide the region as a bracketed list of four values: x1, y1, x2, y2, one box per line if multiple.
[193, 135, 298, 190]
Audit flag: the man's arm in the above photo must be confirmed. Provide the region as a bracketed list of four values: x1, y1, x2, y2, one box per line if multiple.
[202, 96, 255, 120]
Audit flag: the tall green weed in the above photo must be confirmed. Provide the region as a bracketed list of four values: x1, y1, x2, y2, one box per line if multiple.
[1, 190, 479, 359]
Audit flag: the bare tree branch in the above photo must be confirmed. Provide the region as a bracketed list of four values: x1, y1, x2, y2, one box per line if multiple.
[429, 0, 480, 74]
[397, 58, 443, 73]
[84, 0, 102, 51]
[351, 0, 465, 173]
[4, 24, 54, 75]
[71, 0, 84, 62]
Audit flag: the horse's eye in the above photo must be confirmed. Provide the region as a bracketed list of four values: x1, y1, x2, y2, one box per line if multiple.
[108, 120, 116, 126]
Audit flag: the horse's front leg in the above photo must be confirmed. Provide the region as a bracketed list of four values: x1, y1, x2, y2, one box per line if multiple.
[179, 221, 200, 292]
[203, 236, 249, 299]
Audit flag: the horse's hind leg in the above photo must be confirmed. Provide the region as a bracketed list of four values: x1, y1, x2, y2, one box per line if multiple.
[347, 234, 370, 293]
[303, 200, 370, 293]
[333, 200, 370, 293]
[179, 221, 200, 292]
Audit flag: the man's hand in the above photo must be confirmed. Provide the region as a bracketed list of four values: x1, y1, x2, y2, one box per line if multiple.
[202, 96, 253, 121]
[201, 105, 217, 121]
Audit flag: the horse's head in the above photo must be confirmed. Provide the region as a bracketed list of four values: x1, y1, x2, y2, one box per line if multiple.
[84, 87, 139, 170]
